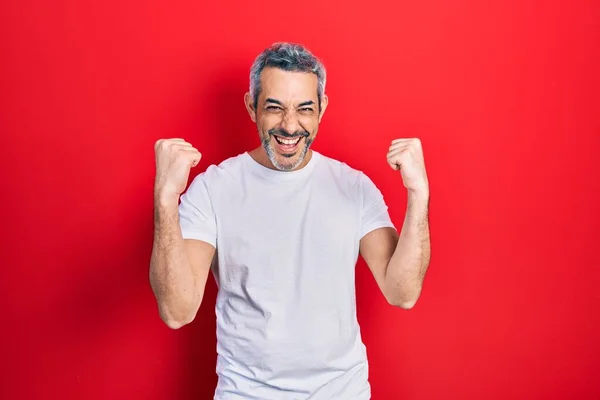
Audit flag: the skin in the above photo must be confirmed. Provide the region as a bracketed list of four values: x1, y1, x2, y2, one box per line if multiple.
[150, 138, 214, 329]
[149, 66, 431, 330]
[243, 67, 328, 171]
[362, 137, 431, 308]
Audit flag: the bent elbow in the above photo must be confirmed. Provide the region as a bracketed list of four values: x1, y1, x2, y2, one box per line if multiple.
[386, 290, 421, 309]
[163, 317, 192, 330]
[158, 306, 197, 330]
[392, 298, 418, 309]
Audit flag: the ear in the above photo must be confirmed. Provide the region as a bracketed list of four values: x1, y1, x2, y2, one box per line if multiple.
[244, 92, 257, 123]
[318, 94, 329, 123]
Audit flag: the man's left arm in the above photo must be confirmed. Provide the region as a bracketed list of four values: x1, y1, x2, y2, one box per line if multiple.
[359, 138, 431, 309]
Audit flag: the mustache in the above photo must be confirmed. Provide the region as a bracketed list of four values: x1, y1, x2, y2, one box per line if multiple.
[268, 128, 309, 138]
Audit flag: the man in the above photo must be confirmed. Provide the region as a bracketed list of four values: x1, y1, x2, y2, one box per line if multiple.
[150, 42, 431, 399]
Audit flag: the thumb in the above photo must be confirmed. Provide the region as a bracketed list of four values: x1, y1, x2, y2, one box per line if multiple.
[191, 152, 202, 167]
[388, 160, 400, 170]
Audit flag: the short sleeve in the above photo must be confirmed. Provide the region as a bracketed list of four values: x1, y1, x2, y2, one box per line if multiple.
[178, 173, 217, 248]
[359, 172, 396, 239]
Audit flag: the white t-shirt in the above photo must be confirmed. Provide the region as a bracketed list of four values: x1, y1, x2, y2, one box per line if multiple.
[179, 150, 396, 400]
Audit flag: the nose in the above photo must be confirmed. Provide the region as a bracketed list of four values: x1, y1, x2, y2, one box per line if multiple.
[281, 110, 300, 134]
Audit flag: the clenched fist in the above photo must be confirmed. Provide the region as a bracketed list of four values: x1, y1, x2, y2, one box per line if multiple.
[387, 138, 429, 195]
[154, 138, 202, 204]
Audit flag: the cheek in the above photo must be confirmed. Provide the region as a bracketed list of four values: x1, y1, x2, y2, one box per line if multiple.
[258, 115, 279, 131]
[299, 116, 319, 132]
[255, 118, 269, 134]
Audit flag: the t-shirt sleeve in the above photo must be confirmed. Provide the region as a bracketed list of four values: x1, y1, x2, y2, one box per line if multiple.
[359, 172, 396, 239]
[178, 173, 217, 248]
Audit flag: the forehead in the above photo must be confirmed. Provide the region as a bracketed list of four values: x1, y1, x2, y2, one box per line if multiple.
[259, 67, 318, 102]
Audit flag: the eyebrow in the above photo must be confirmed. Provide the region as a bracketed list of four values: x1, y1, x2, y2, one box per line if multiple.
[265, 98, 315, 108]
[265, 98, 283, 106]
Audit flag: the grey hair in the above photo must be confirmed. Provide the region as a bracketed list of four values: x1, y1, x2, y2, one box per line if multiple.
[249, 42, 327, 111]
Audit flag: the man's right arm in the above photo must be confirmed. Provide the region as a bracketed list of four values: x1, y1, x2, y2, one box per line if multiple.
[149, 198, 215, 329]
[149, 138, 215, 329]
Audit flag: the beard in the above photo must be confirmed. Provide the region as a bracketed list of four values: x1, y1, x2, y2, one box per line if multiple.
[261, 128, 313, 171]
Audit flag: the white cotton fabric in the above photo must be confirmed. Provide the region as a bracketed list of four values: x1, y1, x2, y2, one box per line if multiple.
[179, 150, 395, 400]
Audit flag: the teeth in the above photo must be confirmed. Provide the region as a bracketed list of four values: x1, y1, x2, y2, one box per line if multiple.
[276, 136, 301, 145]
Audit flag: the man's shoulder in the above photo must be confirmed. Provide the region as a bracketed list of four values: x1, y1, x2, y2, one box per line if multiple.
[315, 152, 384, 198]
[315, 152, 367, 182]
[193, 152, 247, 182]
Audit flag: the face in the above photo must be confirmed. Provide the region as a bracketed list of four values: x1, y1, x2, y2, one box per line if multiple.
[245, 67, 328, 171]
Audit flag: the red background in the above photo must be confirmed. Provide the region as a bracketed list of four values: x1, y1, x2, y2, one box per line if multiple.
[2, 1, 599, 399]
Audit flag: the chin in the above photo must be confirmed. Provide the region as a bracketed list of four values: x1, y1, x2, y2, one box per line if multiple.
[273, 154, 302, 171]
[264, 139, 311, 171]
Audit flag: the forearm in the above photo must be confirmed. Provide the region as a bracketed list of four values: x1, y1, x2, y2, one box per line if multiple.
[385, 190, 431, 308]
[149, 199, 200, 327]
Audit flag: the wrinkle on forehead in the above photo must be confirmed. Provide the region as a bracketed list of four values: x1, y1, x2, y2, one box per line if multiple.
[259, 68, 319, 107]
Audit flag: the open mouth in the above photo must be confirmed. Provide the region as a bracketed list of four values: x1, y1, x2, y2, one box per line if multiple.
[272, 135, 304, 153]
[273, 135, 302, 146]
